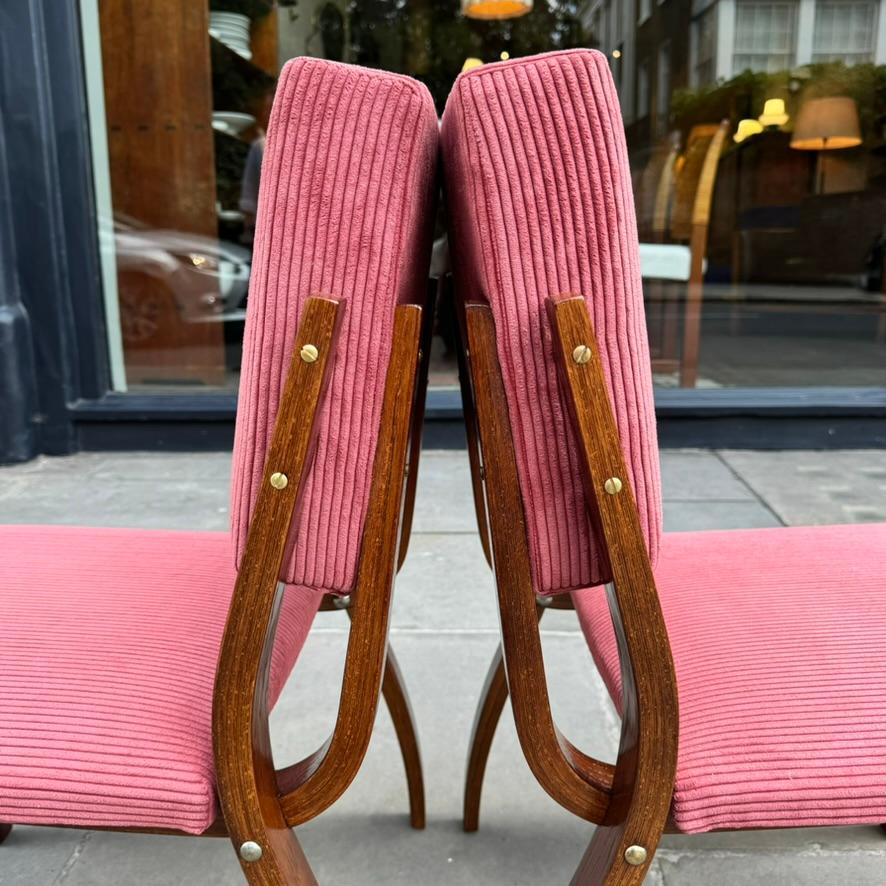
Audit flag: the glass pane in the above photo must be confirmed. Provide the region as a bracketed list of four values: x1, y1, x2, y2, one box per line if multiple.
[84, 0, 886, 391]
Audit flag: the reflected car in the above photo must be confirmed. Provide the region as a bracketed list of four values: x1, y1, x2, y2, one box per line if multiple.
[111, 215, 251, 346]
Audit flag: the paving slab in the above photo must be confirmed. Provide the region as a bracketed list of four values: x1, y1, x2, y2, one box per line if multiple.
[719, 449, 886, 525]
[663, 499, 781, 531]
[659, 450, 756, 502]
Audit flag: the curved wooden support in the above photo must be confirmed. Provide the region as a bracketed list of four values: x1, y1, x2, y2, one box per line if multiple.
[463, 604, 557, 832]
[397, 279, 437, 572]
[315, 595, 426, 829]
[463, 303, 614, 824]
[0, 824, 11, 845]
[277, 304, 423, 827]
[380, 644, 426, 829]
[463, 644, 508, 833]
[213, 295, 342, 885]
[454, 281, 492, 567]
[548, 294, 679, 885]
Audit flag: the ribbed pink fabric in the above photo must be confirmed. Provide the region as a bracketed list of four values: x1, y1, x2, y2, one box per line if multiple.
[441, 50, 661, 595]
[573, 523, 886, 833]
[230, 58, 438, 594]
[0, 526, 321, 834]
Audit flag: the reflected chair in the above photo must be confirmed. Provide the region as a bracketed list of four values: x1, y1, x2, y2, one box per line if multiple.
[0, 57, 438, 884]
[642, 121, 728, 388]
[442, 49, 886, 884]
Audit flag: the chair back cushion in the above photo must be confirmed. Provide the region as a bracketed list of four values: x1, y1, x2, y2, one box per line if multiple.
[442, 49, 661, 594]
[231, 58, 438, 594]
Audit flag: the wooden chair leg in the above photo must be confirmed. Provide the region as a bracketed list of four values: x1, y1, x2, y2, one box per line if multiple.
[464, 605, 549, 832]
[0, 824, 11, 845]
[381, 645, 426, 830]
[463, 644, 509, 833]
[570, 816, 666, 886]
[320, 595, 426, 830]
[232, 826, 318, 886]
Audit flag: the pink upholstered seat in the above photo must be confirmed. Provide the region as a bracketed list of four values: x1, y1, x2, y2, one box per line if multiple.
[442, 49, 661, 595]
[0, 525, 320, 834]
[573, 523, 886, 833]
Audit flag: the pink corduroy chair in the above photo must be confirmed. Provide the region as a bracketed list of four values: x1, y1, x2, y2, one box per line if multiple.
[441, 49, 886, 884]
[0, 57, 438, 884]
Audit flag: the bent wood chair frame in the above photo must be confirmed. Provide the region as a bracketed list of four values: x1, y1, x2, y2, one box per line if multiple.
[457, 293, 679, 885]
[0, 290, 434, 886]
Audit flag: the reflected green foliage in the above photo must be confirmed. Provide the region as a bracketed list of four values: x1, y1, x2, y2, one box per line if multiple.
[346, 0, 594, 111]
[672, 63, 886, 145]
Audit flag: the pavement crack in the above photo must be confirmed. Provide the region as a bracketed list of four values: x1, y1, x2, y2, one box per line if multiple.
[53, 831, 92, 884]
[713, 450, 787, 526]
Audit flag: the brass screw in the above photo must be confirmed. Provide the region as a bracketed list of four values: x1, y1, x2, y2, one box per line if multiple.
[239, 841, 263, 862]
[300, 344, 319, 363]
[269, 472, 288, 490]
[604, 477, 623, 496]
[572, 344, 592, 364]
[624, 845, 647, 866]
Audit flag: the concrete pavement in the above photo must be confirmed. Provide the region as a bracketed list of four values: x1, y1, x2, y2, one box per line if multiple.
[1, 448, 885, 885]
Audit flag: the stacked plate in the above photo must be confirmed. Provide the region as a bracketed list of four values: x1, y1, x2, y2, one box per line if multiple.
[212, 111, 256, 137]
[209, 11, 252, 60]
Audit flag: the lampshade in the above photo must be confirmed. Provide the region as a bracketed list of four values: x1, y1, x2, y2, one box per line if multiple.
[758, 98, 788, 127]
[462, 0, 532, 20]
[733, 118, 763, 143]
[791, 97, 862, 150]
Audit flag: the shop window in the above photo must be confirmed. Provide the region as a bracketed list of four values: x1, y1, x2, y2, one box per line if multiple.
[81, 0, 885, 393]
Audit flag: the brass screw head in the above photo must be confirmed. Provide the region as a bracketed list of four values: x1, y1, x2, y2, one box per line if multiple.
[239, 841, 263, 862]
[624, 845, 647, 866]
[300, 344, 319, 363]
[572, 344, 592, 364]
[269, 472, 288, 490]
[604, 476, 623, 496]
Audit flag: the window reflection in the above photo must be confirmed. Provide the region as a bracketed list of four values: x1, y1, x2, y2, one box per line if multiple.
[88, 0, 885, 391]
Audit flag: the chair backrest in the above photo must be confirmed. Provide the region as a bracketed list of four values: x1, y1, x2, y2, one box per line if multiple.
[442, 49, 662, 595]
[230, 58, 438, 595]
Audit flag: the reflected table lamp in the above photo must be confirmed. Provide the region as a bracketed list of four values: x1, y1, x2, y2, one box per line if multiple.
[791, 96, 862, 192]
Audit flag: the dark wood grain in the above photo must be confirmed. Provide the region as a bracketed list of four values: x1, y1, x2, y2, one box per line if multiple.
[397, 279, 437, 572]
[463, 604, 551, 832]
[547, 294, 678, 885]
[316, 594, 426, 830]
[463, 592, 580, 831]
[213, 295, 342, 885]
[463, 303, 614, 824]
[462, 644, 508, 833]
[380, 644, 426, 830]
[277, 304, 422, 826]
[454, 279, 492, 566]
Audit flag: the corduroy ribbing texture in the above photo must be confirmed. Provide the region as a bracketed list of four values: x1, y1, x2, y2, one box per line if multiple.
[230, 58, 438, 593]
[0, 526, 321, 833]
[573, 523, 886, 833]
[441, 49, 661, 595]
